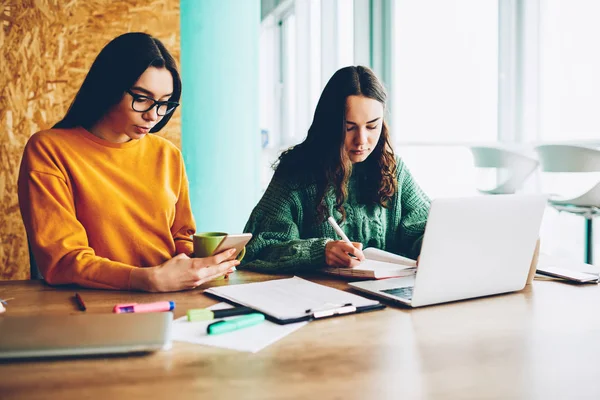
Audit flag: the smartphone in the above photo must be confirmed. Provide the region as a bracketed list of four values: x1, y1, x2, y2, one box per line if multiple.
[212, 233, 253, 261]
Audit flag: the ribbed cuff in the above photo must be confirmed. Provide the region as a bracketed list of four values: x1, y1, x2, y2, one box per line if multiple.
[309, 238, 332, 267]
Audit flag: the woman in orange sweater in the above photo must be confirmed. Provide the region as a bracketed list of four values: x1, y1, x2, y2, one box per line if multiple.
[18, 33, 238, 291]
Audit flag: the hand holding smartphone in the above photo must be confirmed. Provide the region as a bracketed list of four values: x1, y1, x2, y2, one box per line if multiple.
[212, 233, 253, 261]
[193, 232, 253, 262]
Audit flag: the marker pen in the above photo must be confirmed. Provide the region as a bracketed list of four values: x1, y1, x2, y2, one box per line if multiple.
[113, 301, 175, 314]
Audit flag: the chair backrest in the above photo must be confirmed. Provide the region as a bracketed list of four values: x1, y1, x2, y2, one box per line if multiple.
[534, 144, 600, 207]
[470, 146, 539, 194]
[28, 240, 42, 280]
[535, 144, 600, 172]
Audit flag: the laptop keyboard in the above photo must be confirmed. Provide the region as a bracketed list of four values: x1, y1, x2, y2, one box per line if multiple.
[381, 286, 414, 300]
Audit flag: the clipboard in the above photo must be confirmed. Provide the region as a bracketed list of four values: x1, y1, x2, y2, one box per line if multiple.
[203, 277, 386, 325]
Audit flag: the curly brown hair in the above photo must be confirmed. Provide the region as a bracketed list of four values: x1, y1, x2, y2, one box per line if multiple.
[274, 66, 398, 223]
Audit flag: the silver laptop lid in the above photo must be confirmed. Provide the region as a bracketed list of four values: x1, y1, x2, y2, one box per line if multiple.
[0, 312, 173, 359]
[410, 194, 546, 307]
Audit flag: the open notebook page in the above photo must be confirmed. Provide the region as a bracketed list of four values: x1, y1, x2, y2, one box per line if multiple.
[362, 248, 416, 266]
[321, 248, 416, 279]
[204, 277, 379, 321]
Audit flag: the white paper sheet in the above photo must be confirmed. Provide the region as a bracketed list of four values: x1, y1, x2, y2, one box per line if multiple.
[171, 303, 307, 353]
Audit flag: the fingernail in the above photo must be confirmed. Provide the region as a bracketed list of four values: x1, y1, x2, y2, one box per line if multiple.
[229, 249, 236, 254]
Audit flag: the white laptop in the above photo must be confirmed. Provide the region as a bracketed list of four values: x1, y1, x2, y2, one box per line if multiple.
[0, 312, 173, 359]
[349, 194, 547, 308]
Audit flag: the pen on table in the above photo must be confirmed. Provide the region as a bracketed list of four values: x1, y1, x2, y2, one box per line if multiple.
[74, 293, 87, 311]
[0, 297, 14, 314]
[206, 313, 265, 335]
[113, 301, 175, 314]
[327, 216, 358, 259]
[305, 303, 353, 314]
[187, 306, 256, 322]
[0, 297, 14, 305]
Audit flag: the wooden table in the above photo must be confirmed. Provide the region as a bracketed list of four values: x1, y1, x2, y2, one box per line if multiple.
[1, 271, 599, 399]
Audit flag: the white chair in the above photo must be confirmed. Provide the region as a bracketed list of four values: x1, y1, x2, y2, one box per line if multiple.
[470, 146, 539, 195]
[535, 144, 600, 264]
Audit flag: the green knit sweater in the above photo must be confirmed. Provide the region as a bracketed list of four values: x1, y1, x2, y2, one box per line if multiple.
[241, 157, 431, 272]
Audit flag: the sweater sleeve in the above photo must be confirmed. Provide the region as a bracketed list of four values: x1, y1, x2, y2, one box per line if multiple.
[396, 159, 431, 259]
[18, 138, 135, 290]
[241, 176, 330, 273]
[171, 155, 195, 256]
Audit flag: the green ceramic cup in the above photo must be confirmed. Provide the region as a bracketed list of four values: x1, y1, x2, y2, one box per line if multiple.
[193, 232, 246, 261]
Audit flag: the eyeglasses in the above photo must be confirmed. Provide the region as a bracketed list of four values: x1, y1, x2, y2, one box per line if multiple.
[126, 89, 180, 116]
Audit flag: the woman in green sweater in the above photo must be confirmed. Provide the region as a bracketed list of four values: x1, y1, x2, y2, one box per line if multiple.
[242, 66, 431, 272]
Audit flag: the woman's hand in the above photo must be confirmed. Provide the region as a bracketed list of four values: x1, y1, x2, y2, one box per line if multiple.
[131, 248, 240, 292]
[325, 240, 365, 267]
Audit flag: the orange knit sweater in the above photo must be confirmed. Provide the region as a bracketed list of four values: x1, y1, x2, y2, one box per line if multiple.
[18, 127, 196, 290]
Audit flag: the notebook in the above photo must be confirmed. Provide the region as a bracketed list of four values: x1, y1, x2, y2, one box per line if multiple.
[0, 312, 173, 360]
[321, 247, 416, 279]
[204, 276, 385, 324]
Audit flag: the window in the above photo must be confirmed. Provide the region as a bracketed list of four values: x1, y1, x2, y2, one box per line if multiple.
[259, 3, 305, 190]
[281, 12, 297, 146]
[260, 0, 600, 262]
[259, 0, 355, 190]
[392, 0, 498, 144]
[391, 0, 499, 197]
[336, 0, 354, 68]
[535, 0, 600, 262]
[539, 0, 600, 142]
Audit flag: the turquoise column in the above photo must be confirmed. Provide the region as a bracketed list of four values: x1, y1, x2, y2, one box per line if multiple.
[180, 0, 261, 233]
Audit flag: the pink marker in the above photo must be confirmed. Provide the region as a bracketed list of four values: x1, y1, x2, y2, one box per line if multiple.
[113, 301, 175, 314]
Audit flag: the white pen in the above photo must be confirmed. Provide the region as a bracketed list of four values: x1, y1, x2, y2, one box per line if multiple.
[327, 216, 352, 244]
[327, 216, 359, 259]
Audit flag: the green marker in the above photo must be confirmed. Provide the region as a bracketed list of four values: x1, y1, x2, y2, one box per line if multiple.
[206, 313, 265, 335]
[187, 306, 255, 321]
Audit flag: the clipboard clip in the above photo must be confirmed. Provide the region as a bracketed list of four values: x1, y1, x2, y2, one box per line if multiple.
[305, 303, 357, 319]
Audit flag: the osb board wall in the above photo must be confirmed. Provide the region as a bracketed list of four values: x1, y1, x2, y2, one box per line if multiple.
[1, 0, 181, 280]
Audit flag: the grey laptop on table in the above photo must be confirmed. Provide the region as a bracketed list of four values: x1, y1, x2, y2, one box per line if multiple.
[349, 194, 547, 308]
[0, 312, 173, 360]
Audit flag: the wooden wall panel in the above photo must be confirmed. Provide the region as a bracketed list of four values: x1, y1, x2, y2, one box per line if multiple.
[1, 0, 181, 280]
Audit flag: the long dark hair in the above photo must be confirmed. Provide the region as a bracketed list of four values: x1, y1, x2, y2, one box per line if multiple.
[54, 32, 181, 133]
[275, 66, 397, 223]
